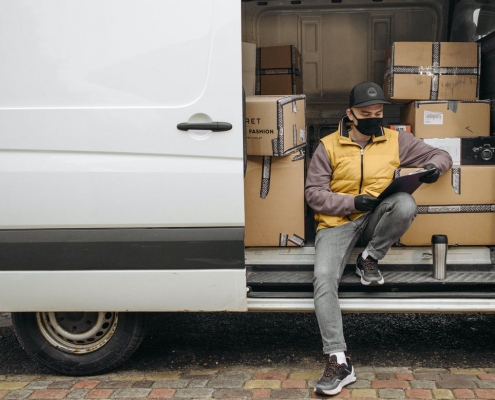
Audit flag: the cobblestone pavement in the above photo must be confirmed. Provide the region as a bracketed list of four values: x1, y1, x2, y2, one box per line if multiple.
[2, 366, 495, 399]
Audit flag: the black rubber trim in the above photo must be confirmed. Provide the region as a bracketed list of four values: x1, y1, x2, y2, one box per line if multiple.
[0, 227, 245, 271]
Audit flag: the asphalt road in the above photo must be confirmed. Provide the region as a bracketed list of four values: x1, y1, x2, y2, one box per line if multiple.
[2, 312, 495, 375]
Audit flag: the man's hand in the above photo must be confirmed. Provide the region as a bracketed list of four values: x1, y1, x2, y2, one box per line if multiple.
[419, 163, 440, 184]
[354, 195, 382, 212]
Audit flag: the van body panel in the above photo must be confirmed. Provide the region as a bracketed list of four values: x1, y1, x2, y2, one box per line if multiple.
[0, 269, 248, 312]
[0, 0, 244, 229]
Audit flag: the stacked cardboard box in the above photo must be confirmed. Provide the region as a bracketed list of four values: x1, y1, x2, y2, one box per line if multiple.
[256, 45, 303, 95]
[244, 95, 307, 247]
[385, 41, 492, 246]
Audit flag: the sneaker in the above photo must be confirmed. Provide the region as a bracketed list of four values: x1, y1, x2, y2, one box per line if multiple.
[356, 253, 385, 285]
[314, 355, 356, 396]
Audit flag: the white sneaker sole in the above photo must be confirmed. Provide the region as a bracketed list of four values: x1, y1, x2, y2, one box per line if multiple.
[314, 367, 357, 396]
[355, 266, 385, 285]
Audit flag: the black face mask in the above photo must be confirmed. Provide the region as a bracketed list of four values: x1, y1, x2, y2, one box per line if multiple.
[351, 110, 383, 136]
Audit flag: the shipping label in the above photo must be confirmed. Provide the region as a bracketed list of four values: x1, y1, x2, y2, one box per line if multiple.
[424, 110, 443, 125]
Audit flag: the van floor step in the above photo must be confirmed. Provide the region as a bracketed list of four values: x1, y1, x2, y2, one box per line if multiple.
[247, 268, 495, 286]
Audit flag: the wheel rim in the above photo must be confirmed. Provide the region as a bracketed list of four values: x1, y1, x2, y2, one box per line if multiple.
[36, 312, 119, 354]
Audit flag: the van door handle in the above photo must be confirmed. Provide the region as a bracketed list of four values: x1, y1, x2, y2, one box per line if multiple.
[177, 122, 232, 132]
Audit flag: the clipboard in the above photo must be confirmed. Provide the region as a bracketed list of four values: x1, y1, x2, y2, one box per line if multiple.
[378, 168, 437, 199]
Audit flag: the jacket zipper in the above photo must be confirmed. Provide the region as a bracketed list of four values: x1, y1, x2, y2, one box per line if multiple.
[358, 148, 364, 194]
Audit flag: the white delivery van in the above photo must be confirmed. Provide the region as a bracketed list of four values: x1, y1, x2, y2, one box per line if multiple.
[0, 0, 494, 376]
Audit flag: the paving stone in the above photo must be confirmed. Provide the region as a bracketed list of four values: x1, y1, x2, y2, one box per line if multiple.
[3, 390, 33, 400]
[451, 388, 475, 399]
[151, 379, 190, 389]
[371, 380, 410, 389]
[432, 388, 454, 399]
[87, 388, 116, 398]
[252, 388, 271, 398]
[72, 380, 100, 390]
[0, 376, 6, 381]
[289, 373, 321, 380]
[212, 388, 251, 398]
[270, 388, 310, 398]
[397, 373, 414, 381]
[0, 390, 8, 399]
[477, 380, 495, 388]
[348, 380, 371, 389]
[110, 388, 151, 398]
[281, 380, 306, 389]
[148, 388, 176, 398]
[350, 388, 377, 398]
[243, 380, 281, 389]
[375, 373, 395, 380]
[406, 389, 432, 399]
[182, 374, 217, 380]
[145, 372, 181, 381]
[374, 367, 412, 373]
[25, 381, 53, 390]
[354, 367, 375, 373]
[207, 378, 246, 389]
[415, 368, 449, 373]
[356, 372, 375, 380]
[253, 372, 287, 380]
[414, 373, 440, 381]
[436, 380, 476, 389]
[478, 374, 495, 380]
[132, 380, 154, 389]
[378, 388, 405, 398]
[410, 380, 436, 390]
[308, 379, 318, 389]
[47, 380, 76, 389]
[188, 379, 208, 388]
[27, 389, 70, 399]
[449, 369, 484, 375]
[97, 381, 133, 389]
[174, 388, 215, 398]
[187, 369, 218, 376]
[475, 388, 495, 399]
[0, 383, 28, 391]
[440, 374, 479, 381]
[67, 389, 91, 398]
[216, 372, 251, 381]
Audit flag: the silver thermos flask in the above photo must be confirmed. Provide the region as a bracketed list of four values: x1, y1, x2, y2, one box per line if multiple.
[431, 234, 448, 280]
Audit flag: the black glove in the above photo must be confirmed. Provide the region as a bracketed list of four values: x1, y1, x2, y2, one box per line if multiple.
[419, 163, 440, 184]
[354, 195, 382, 212]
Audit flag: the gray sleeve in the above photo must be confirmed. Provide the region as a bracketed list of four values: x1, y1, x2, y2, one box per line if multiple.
[305, 143, 356, 216]
[398, 131, 453, 174]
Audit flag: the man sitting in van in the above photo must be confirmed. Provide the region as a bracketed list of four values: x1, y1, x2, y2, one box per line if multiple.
[305, 82, 452, 396]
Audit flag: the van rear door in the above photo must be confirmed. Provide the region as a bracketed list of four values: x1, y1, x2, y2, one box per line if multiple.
[0, 0, 246, 311]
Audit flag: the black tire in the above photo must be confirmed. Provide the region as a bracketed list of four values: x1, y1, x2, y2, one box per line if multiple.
[11, 311, 147, 376]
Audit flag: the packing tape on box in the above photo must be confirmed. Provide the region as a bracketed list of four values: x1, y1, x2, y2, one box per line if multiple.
[279, 233, 305, 247]
[385, 42, 481, 101]
[417, 204, 495, 213]
[260, 156, 271, 199]
[452, 167, 460, 194]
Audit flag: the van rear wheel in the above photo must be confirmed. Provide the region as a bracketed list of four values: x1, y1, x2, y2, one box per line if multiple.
[11, 311, 147, 376]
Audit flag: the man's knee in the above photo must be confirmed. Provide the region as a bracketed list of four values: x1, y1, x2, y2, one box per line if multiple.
[385, 192, 417, 217]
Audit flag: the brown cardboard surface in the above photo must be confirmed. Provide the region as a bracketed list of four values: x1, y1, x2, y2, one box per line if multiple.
[246, 95, 306, 156]
[399, 166, 495, 205]
[400, 213, 495, 246]
[259, 74, 303, 95]
[384, 42, 480, 102]
[259, 45, 301, 70]
[244, 155, 305, 247]
[400, 101, 490, 138]
[242, 42, 257, 96]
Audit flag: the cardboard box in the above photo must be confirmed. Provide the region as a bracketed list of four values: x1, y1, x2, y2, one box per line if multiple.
[384, 42, 480, 103]
[244, 154, 305, 247]
[246, 95, 306, 156]
[400, 213, 495, 246]
[258, 45, 302, 70]
[422, 138, 461, 165]
[400, 100, 490, 138]
[398, 166, 495, 205]
[479, 31, 495, 134]
[258, 73, 303, 95]
[387, 124, 411, 133]
[242, 42, 257, 96]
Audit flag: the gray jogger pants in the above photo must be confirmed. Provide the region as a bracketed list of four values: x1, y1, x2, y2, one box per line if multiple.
[313, 192, 417, 354]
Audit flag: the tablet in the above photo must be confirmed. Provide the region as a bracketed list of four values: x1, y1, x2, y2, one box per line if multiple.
[378, 168, 437, 199]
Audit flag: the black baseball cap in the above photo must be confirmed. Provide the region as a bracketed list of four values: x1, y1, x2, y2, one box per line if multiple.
[349, 82, 390, 108]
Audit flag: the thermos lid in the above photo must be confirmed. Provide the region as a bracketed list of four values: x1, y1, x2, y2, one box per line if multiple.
[431, 234, 448, 244]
